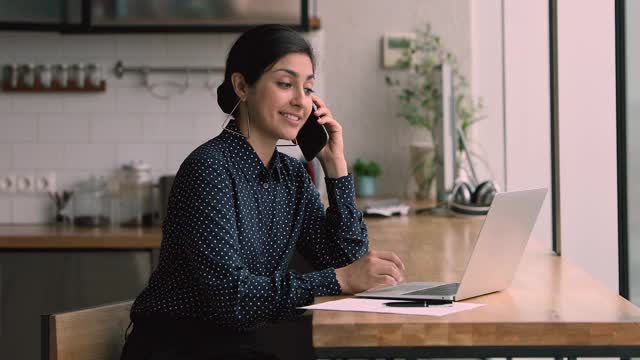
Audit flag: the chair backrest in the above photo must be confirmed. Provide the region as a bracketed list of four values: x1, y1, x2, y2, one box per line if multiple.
[41, 300, 133, 360]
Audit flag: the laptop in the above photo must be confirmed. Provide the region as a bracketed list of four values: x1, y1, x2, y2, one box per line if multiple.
[355, 188, 548, 302]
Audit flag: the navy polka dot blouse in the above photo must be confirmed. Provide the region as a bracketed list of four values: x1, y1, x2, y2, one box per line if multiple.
[130, 120, 369, 330]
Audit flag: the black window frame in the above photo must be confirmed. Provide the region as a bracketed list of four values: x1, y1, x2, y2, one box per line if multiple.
[615, 0, 629, 300]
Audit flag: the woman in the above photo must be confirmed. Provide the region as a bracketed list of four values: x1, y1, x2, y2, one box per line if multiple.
[121, 24, 405, 360]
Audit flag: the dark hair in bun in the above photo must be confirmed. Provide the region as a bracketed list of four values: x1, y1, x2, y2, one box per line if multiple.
[217, 24, 316, 115]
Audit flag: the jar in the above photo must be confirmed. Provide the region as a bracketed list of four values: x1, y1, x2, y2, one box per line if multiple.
[3, 63, 18, 88]
[72, 175, 111, 227]
[73, 63, 85, 88]
[87, 63, 103, 88]
[38, 64, 52, 88]
[119, 160, 154, 227]
[22, 63, 35, 87]
[56, 64, 69, 87]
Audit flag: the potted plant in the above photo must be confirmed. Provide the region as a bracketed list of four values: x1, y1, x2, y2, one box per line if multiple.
[385, 24, 484, 200]
[353, 159, 382, 197]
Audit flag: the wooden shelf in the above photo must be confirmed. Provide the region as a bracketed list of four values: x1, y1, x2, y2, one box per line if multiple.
[2, 80, 106, 93]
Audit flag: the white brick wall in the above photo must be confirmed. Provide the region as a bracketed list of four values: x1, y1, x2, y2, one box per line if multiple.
[0, 30, 319, 224]
[0, 198, 11, 221]
[0, 144, 11, 168]
[0, 33, 195, 222]
[0, 113, 37, 142]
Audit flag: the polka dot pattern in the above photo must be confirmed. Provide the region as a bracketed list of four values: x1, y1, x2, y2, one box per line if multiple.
[130, 120, 369, 330]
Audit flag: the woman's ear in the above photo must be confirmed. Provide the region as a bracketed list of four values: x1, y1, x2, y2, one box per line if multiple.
[231, 72, 248, 101]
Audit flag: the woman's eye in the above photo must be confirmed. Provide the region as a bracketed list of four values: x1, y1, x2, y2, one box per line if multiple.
[277, 81, 313, 95]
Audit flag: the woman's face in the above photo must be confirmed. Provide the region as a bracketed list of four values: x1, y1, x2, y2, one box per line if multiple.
[245, 52, 315, 141]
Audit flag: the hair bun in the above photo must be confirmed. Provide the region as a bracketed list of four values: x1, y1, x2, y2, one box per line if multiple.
[217, 80, 238, 114]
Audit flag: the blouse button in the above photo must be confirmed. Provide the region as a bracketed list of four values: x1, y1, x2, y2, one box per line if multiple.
[262, 182, 269, 189]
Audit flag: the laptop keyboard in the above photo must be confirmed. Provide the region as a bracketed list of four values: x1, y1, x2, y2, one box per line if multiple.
[403, 283, 460, 296]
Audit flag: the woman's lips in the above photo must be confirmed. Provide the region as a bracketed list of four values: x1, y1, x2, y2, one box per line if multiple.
[280, 112, 302, 126]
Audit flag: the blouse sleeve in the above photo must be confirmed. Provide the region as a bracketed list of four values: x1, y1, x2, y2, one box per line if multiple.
[175, 157, 341, 330]
[295, 169, 369, 270]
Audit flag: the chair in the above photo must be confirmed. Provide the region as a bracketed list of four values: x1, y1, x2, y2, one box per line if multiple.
[41, 300, 133, 360]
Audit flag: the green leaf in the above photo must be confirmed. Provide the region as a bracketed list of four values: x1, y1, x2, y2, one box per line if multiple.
[396, 58, 411, 69]
[353, 159, 382, 177]
[402, 88, 415, 99]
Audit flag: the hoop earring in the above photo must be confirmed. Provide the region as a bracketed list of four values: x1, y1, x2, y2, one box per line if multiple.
[221, 98, 250, 139]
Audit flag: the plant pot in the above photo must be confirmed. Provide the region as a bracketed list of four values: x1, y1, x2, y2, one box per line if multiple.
[356, 176, 377, 197]
[409, 142, 437, 200]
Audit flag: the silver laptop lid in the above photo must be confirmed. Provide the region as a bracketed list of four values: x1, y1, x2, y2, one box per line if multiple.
[455, 188, 547, 301]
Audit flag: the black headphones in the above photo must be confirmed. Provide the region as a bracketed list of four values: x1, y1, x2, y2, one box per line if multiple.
[445, 126, 500, 216]
[448, 180, 499, 216]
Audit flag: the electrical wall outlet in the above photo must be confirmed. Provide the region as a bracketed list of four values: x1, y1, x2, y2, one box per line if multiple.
[35, 172, 56, 193]
[0, 175, 16, 193]
[15, 175, 35, 192]
[0, 172, 57, 193]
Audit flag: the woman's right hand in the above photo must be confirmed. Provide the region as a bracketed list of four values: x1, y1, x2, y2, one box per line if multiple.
[335, 250, 406, 294]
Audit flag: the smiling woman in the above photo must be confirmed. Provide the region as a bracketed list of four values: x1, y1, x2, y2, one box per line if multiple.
[231, 53, 316, 149]
[120, 24, 405, 360]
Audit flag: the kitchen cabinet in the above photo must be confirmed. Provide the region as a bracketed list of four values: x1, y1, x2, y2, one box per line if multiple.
[0, 251, 152, 360]
[0, 0, 316, 33]
[0, 1, 81, 31]
[0, 225, 314, 360]
[0, 1, 64, 23]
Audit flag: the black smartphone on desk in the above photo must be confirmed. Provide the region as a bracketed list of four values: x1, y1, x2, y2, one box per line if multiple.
[296, 104, 329, 162]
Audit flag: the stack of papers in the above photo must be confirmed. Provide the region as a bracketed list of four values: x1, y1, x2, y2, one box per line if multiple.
[300, 298, 485, 317]
[362, 199, 410, 217]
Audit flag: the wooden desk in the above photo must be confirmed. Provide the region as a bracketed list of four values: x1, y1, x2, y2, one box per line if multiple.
[312, 214, 640, 358]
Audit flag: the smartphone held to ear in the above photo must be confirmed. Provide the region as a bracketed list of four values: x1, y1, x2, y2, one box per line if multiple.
[297, 104, 329, 162]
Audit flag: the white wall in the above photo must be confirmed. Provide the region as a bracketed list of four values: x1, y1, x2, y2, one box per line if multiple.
[470, 0, 552, 246]
[502, 1, 552, 245]
[557, 0, 619, 292]
[318, 0, 472, 197]
[469, 0, 505, 188]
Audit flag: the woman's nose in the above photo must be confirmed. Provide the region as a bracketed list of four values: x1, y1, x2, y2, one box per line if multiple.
[290, 87, 305, 107]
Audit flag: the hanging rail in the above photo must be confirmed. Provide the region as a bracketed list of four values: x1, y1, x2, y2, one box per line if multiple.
[113, 60, 224, 78]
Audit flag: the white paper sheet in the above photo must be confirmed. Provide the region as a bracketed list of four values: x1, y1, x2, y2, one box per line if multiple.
[300, 298, 485, 317]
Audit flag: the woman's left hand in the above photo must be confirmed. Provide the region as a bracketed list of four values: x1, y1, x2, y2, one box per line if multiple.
[312, 95, 348, 178]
